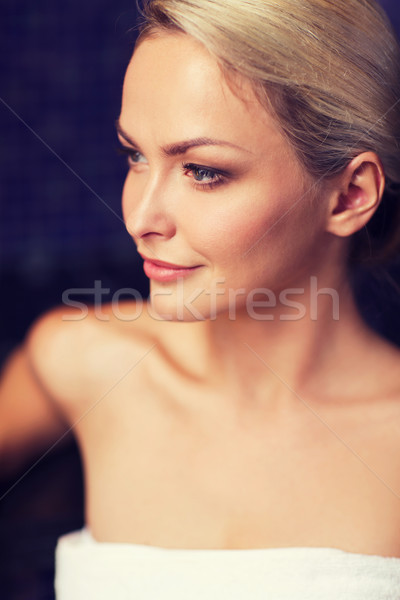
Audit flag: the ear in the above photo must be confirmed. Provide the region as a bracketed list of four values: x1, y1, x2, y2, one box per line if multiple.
[325, 152, 385, 238]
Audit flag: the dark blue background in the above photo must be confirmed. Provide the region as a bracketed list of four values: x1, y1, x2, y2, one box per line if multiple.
[0, 1, 146, 360]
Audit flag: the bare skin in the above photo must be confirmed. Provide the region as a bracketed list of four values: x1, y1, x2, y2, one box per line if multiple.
[15, 298, 400, 557]
[1, 32, 400, 557]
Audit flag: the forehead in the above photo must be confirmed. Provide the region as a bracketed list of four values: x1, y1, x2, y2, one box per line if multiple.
[120, 32, 286, 152]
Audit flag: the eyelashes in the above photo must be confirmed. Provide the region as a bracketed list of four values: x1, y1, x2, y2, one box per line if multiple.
[117, 145, 229, 191]
[181, 162, 227, 191]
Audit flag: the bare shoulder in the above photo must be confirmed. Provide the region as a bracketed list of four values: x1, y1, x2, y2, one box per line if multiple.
[26, 301, 161, 407]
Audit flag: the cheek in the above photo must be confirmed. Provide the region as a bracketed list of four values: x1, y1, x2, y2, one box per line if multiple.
[186, 210, 261, 263]
[189, 164, 305, 259]
[187, 183, 322, 291]
[188, 195, 288, 266]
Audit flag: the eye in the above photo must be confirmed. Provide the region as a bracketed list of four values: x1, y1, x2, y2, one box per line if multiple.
[190, 166, 217, 182]
[182, 163, 227, 190]
[117, 145, 148, 167]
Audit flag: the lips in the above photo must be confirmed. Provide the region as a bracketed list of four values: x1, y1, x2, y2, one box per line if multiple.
[139, 254, 201, 282]
[140, 256, 194, 269]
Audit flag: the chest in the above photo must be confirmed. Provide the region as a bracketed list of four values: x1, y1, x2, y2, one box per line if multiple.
[69, 381, 400, 554]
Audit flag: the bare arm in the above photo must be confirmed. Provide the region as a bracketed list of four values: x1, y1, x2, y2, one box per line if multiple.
[0, 317, 71, 478]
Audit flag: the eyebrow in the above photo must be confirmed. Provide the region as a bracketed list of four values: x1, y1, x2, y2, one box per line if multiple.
[115, 120, 251, 156]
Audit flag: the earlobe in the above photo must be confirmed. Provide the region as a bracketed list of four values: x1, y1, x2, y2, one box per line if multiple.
[326, 152, 385, 238]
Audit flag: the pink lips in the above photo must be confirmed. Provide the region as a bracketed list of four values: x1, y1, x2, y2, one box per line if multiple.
[140, 255, 201, 282]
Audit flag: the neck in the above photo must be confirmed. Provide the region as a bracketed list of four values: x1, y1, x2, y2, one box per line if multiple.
[201, 271, 373, 403]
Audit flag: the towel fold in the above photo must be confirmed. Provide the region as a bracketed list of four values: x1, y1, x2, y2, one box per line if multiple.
[55, 528, 400, 599]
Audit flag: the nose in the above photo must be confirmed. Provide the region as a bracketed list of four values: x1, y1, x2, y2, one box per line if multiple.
[123, 171, 176, 241]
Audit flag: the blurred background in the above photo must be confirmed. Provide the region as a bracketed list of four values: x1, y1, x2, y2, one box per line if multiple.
[0, 1, 399, 598]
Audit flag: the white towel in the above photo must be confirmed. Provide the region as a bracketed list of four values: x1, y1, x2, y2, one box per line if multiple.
[55, 528, 400, 599]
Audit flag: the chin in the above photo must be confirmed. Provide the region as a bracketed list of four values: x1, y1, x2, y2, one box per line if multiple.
[147, 286, 230, 322]
[147, 291, 203, 322]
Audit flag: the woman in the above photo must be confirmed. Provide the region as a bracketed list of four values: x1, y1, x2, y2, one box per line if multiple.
[2, 0, 400, 597]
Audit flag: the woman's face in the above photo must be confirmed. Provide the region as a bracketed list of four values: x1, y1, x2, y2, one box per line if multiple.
[119, 33, 330, 321]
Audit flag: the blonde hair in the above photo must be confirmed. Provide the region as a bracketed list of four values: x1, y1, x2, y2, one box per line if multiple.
[137, 0, 400, 264]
